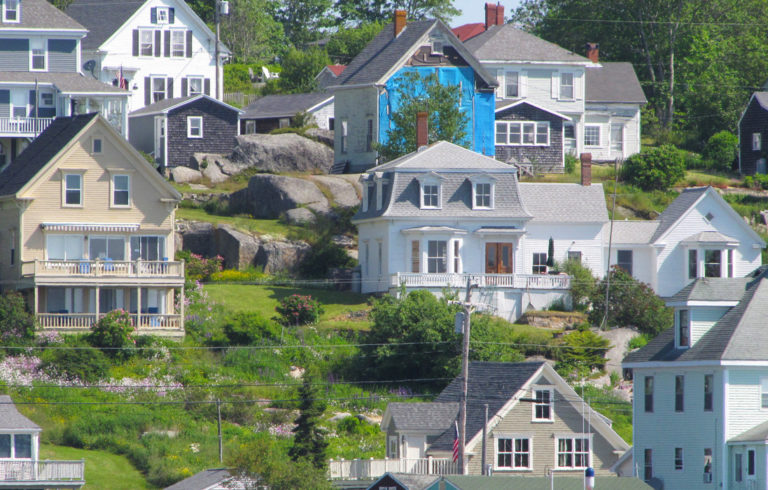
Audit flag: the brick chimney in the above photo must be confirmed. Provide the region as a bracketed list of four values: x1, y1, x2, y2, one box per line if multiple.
[496, 3, 504, 26]
[484, 3, 498, 30]
[416, 111, 428, 149]
[580, 153, 592, 186]
[586, 43, 599, 63]
[394, 10, 407, 37]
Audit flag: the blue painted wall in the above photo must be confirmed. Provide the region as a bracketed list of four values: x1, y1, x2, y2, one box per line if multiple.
[378, 66, 495, 156]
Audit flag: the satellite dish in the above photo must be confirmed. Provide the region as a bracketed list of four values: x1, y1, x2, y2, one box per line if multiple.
[83, 60, 96, 78]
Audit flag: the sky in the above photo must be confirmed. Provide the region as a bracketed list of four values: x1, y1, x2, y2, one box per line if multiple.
[451, 0, 522, 27]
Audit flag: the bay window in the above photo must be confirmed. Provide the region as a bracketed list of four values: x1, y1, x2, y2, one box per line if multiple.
[0, 434, 31, 458]
[704, 250, 721, 277]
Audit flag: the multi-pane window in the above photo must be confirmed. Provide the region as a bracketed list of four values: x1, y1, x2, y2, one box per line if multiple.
[564, 123, 575, 140]
[559, 72, 574, 99]
[674, 448, 683, 470]
[140, 29, 154, 56]
[644, 376, 654, 412]
[411, 240, 420, 273]
[130, 236, 165, 261]
[505, 71, 519, 98]
[157, 7, 169, 23]
[112, 175, 130, 206]
[366, 119, 373, 152]
[735, 453, 743, 482]
[617, 250, 633, 275]
[495, 121, 549, 146]
[584, 125, 600, 146]
[427, 240, 447, 273]
[152, 77, 166, 102]
[64, 174, 82, 206]
[89, 237, 125, 261]
[689, 249, 698, 279]
[704, 374, 713, 411]
[475, 183, 491, 208]
[532, 252, 547, 274]
[675, 375, 684, 412]
[567, 251, 582, 263]
[754, 133, 762, 151]
[422, 184, 439, 208]
[188, 77, 203, 95]
[31, 39, 46, 70]
[533, 389, 552, 420]
[187, 116, 203, 138]
[40, 92, 54, 107]
[761, 377, 768, 408]
[3, 0, 19, 22]
[705, 250, 721, 277]
[557, 437, 589, 469]
[0, 434, 30, 459]
[678, 309, 690, 348]
[644, 449, 653, 481]
[171, 30, 185, 57]
[497, 437, 530, 469]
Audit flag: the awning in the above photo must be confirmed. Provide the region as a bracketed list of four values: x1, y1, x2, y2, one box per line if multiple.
[42, 223, 140, 232]
[474, 226, 526, 235]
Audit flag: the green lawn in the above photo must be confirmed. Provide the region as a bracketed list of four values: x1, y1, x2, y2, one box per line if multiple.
[177, 208, 299, 237]
[40, 444, 154, 489]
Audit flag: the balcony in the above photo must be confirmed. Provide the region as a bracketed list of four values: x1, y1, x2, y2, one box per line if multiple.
[21, 260, 184, 285]
[391, 272, 571, 290]
[0, 460, 84, 486]
[37, 313, 183, 331]
[0, 117, 55, 137]
[328, 457, 459, 480]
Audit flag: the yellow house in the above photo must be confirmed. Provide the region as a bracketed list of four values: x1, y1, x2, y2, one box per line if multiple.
[0, 113, 185, 337]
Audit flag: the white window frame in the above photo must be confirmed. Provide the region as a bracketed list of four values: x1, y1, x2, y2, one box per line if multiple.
[39, 91, 54, 107]
[139, 29, 154, 57]
[187, 76, 204, 95]
[584, 125, 601, 147]
[187, 116, 203, 138]
[748, 448, 756, 478]
[532, 387, 554, 422]
[494, 434, 532, 471]
[3, 0, 19, 23]
[704, 249, 722, 278]
[30, 38, 47, 72]
[495, 121, 550, 146]
[151, 76, 167, 102]
[505, 71, 519, 98]
[559, 72, 574, 100]
[555, 434, 591, 470]
[677, 309, 690, 349]
[46, 234, 85, 261]
[0, 433, 33, 459]
[532, 252, 547, 274]
[111, 174, 131, 208]
[361, 182, 370, 212]
[470, 175, 495, 210]
[754, 133, 762, 151]
[62, 172, 83, 207]
[427, 240, 447, 273]
[156, 7, 170, 24]
[171, 29, 186, 57]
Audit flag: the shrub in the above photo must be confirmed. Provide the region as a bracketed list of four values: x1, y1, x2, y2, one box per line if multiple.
[702, 131, 738, 172]
[622, 145, 686, 191]
[223, 312, 282, 345]
[337, 416, 378, 436]
[276, 295, 324, 326]
[40, 342, 109, 382]
[556, 329, 611, 374]
[88, 310, 136, 357]
[564, 153, 578, 174]
[299, 242, 355, 278]
[176, 250, 223, 281]
[561, 260, 598, 312]
[209, 267, 266, 282]
[684, 151, 704, 169]
[0, 291, 36, 342]
[628, 333, 650, 350]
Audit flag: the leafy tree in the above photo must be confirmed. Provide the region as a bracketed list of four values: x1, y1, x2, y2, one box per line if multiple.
[622, 144, 686, 191]
[289, 376, 328, 470]
[556, 329, 611, 377]
[334, 0, 460, 24]
[0, 291, 36, 342]
[185, 0, 215, 23]
[702, 130, 738, 172]
[47, 0, 74, 9]
[325, 22, 384, 64]
[273, 0, 334, 47]
[377, 71, 469, 161]
[561, 259, 597, 312]
[88, 310, 136, 358]
[278, 48, 332, 93]
[589, 266, 673, 335]
[221, 0, 286, 64]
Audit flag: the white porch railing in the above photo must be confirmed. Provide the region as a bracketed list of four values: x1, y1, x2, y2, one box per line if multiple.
[328, 457, 459, 480]
[391, 272, 571, 290]
[22, 260, 184, 279]
[37, 313, 182, 330]
[0, 117, 55, 136]
[0, 460, 84, 482]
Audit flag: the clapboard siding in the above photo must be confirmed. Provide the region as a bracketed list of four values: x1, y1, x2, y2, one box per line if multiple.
[48, 39, 77, 72]
[0, 38, 29, 71]
[690, 307, 728, 346]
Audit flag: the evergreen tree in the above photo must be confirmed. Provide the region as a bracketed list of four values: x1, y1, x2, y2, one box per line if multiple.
[289, 376, 328, 470]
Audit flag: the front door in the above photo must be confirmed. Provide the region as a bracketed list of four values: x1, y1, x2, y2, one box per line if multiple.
[486, 242, 514, 274]
[154, 116, 165, 166]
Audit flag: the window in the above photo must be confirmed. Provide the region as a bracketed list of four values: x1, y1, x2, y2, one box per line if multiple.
[3, 0, 19, 22]
[411, 240, 420, 273]
[704, 448, 713, 478]
[496, 123, 507, 145]
[387, 436, 398, 458]
[675, 448, 683, 470]
[92, 138, 102, 154]
[617, 250, 633, 275]
[40, 92, 54, 107]
[341, 120, 348, 153]
[187, 116, 203, 138]
[422, 184, 440, 208]
[362, 242, 368, 276]
[748, 449, 756, 477]
[64, 173, 82, 206]
[152, 77, 166, 102]
[560, 72, 574, 99]
[704, 374, 713, 411]
[735, 453, 743, 482]
[474, 182, 492, 208]
[112, 174, 130, 206]
[644, 376, 654, 412]
[130, 236, 165, 261]
[754, 133, 762, 151]
[532, 253, 547, 274]
[453, 240, 461, 273]
[47, 235, 84, 260]
[536, 123, 548, 144]
[13, 434, 31, 459]
[644, 449, 653, 481]
[584, 125, 600, 146]
[728, 249, 734, 278]
[9, 230, 15, 265]
[495, 121, 549, 146]
[31, 39, 46, 71]
[140, 29, 154, 56]
[496, 437, 530, 469]
[156, 7, 169, 23]
[704, 250, 721, 277]
[171, 30, 185, 57]
[678, 309, 690, 348]
[0, 435, 8, 458]
[427, 240, 447, 273]
[89, 237, 125, 261]
[610, 123, 623, 152]
[564, 123, 575, 140]
[567, 251, 582, 263]
[689, 249, 698, 279]
[366, 118, 373, 152]
[505, 71, 519, 98]
[675, 375, 684, 412]
[533, 389, 552, 421]
[761, 377, 768, 408]
[556, 437, 589, 469]
[188, 76, 203, 95]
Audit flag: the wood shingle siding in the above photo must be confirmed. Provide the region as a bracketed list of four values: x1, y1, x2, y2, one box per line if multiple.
[495, 102, 565, 173]
[165, 98, 238, 168]
[739, 94, 768, 175]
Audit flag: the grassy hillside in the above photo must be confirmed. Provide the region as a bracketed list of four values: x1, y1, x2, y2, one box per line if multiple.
[40, 445, 153, 489]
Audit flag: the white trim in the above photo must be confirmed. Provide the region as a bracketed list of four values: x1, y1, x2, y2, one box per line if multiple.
[553, 433, 593, 470]
[186, 116, 203, 138]
[495, 99, 570, 120]
[2, 0, 20, 23]
[29, 38, 47, 72]
[496, 120, 550, 146]
[138, 28, 155, 57]
[61, 171, 84, 208]
[129, 95, 244, 117]
[493, 433, 533, 471]
[110, 174, 131, 208]
[531, 386, 554, 422]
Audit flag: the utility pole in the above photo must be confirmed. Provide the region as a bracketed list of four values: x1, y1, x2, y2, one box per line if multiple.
[217, 398, 223, 463]
[458, 278, 477, 474]
[214, 1, 229, 100]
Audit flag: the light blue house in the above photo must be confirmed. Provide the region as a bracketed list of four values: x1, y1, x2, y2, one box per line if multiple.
[330, 11, 497, 173]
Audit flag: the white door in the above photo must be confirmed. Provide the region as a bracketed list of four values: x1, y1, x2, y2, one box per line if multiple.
[404, 435, 425, 472]
[610, 123, 624, 158]
[154, 116, 166, 166]
[11, 90, 27, 118]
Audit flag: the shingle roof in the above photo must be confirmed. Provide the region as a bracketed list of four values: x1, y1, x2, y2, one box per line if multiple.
[0, 72, 128, 94]
[428, 362, 545, 452]
[0, 0, 85, 30]
[465, 24, 589, 63]
[729, 419, 768, 443]
[666, 277, 751, 303]
[682, 231, 739, 244]
[752, 92, 768, 111]
[649, 187, 709, 243]
[164, 468, 233, 490]
[443, 475, 652, 490]
[66, 0, 145, 50]
[369, 473, 439, 490]
[518, 183, 609, 223]
[0, 395, 41, 431]
[607, 220, 660, 244]
[374, 141, 512, 171]
[241, 92, 334, 120]
[585, 62, 647, 104]
[326, 65, 346, 77]
[385, 402, 458, 431]
[0, 113, 98, 197]
[129, 95, 242, 117]
[451, 23, 486, 42]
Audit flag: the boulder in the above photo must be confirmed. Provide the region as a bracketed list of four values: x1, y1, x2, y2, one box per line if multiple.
[255, 240, 311, 274]
[177, 221, 216, 256]
[214, 225, 261, 269]
[230, 174, 329, 219]
[231, 133, 333, 173]
[170, 166, 203, 184]
[201, 161, 228, 184]
[305, 128, 334, 148]
[283, 207, 316, 225]
[192, 153, 249, 177]
[310, 175, 360, 208]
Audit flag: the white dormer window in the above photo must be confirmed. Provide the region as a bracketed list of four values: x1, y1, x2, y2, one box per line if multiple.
[3, 0, 19, 22]
[470, 175, 496, 209]
[156, 7, 170, 24]
[422, 184, 439, 208]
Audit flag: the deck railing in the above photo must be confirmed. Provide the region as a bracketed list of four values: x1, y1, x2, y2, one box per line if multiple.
[391, 272, 571, 290]
[22, 260, 184, 279]
[328, 457, 459, 480]
[0, 117, 55, 136]
[37, 313, 182, 330]
[0, 460, 84, 482]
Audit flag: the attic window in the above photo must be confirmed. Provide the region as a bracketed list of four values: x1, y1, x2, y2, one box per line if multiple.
[156, 7, 169, 24]
[3, 0, 19, 23]
[705, 212, 714, 222]
[92, 138, 102, 154]
[431, 40, 444, 55]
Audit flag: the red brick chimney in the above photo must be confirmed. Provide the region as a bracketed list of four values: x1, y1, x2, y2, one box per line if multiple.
[580, 153, 592, 186]
[485, 3, 505, 30]
[394, 10, 407, 37]
[496, 3, 504, 26]
[586, 43, 599, 63]
[416, 111, 428, 149]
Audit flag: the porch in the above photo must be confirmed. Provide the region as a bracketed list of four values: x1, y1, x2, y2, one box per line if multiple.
[328, 457, 459, 480]
[37, 312, 183, 331]
[0, 460, 84, 487]
[390, 272, 571, 289]
[22, 259, 184, 281]
[0, 117, 55, 137]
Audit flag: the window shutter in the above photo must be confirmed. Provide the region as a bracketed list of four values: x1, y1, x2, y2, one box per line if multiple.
[150, 7, 157, 24]
[551, 71, 559, 99]
[204, 78, 210, 96]
[169, 7, 175, 24]
[575, 71, 583, 100]
[520, 70, 527, 98]
[496, 69, 504, 99]
[186, 30, 192, 57]
[154, 30, 161, 57]
[167, 77, 174, 98]
[164, 31, 170, 57]
[144, 77, 151, 106]
[181, 78, 188, 97]
[132, 29, 139, 56]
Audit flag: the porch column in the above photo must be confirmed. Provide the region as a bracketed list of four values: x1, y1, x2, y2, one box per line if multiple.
[136, 287, 142, 329]
[95, 286, 100, 319]
[33, 286, 38, 317]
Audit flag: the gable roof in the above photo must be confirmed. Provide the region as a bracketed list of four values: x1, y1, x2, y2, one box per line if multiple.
[666, 277, 751, 304]
[241, 92, 333, 120]
[0, 395, 41, 431]
[164, 468, 234, 490]
[335, 19, 496, 88]
[0, 0, 85, 31]
[495, 99, 570, 119]
[326, 64, 347, 77]
[66, 0, 143, 49]
[464, 24, 590, 64]
[518, 183, 609, 223]
[649, 187, 709, 242]
[730, 419, 768, 443]
[129, 95, 243, 117]
[0, 72, 128, 95]
[451, 22, 486, 42]
[366, 473, 439, 490]
[383, 402, 459, 432]
[607, 220, 660, 244]
[585, 62, 647, 104]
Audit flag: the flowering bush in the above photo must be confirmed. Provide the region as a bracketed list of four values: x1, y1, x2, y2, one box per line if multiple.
[176, 250, 223, 281]
[209, 267, 266, 282]
[276, 294, 323, 326]
[88, 310, 136, 357]
[0, 291, 36, 343]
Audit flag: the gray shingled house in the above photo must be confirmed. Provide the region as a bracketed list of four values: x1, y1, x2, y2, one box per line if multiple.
[239, 92, 335, 134]
[738, 92, 768, 175]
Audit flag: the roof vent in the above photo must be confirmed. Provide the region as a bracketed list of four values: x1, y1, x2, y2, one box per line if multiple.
[705, 212, 714, 221]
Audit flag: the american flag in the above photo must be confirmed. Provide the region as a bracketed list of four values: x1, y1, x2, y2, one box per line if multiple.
[118, 66, 127, 90]
[452, 421, 459, 462]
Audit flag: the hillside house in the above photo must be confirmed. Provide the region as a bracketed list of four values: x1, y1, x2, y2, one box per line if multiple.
[738, 92, 768, 175]
[0, 113, 185, 336]
[316, 64, 346, 90]
[240, 92, 334, 134]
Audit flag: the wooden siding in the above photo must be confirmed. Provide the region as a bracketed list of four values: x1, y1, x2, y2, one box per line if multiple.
[739, 97, 768, 175]
[166, 98, 239, 168]
[495, 103, 564, 173]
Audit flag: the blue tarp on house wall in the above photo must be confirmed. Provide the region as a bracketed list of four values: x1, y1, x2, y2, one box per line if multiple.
[378, 66, 495, 156]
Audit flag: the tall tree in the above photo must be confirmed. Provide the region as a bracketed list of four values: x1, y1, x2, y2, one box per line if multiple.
[277, 48, 332, 93]
[325, 22, 384, 64]
[185, 0, 215, 23]
[288, 376, 328, 470]
[273, 0, 335, 47]
[334, 0, 460, 25]
[220, 0, 286, 64]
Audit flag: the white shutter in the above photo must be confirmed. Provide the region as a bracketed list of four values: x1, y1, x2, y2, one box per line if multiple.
[551, 71, 559, 99]
[496, 69, 504, 99]
[520, 70, 528, 98]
